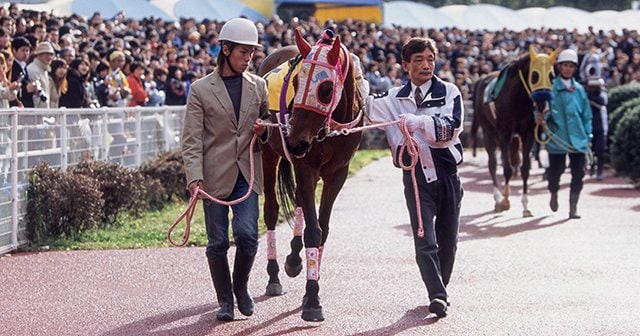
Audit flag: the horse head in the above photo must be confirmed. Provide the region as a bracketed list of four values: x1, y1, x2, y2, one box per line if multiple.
[580, 49, 605, 88]
[527, 45, 558, 115]
[286, 28, 349, 157]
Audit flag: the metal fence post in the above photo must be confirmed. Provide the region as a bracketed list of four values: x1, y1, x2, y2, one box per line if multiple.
[10, 108, 18, 249]
[163, 107, 170, 153]
[101, 108, 109, 160]
[60, 109, 68, 171]
[135, 108, 142, 166]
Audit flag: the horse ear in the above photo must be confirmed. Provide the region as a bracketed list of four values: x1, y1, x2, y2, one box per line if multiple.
[549, 48, 559, 63]
[295, 28, 311, 58]
[327, 35, 341, 66]
[529, 44, 538, 62]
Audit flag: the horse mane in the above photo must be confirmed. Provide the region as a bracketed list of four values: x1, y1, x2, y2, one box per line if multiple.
[506, 52, 531, 80]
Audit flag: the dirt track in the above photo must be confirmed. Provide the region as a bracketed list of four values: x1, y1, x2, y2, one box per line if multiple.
[1, 152, 639, 336]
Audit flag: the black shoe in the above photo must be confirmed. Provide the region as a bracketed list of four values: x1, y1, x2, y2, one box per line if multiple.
[429, 298, 448, 318]
[549, 192, 558, 212]
[216, 302, 234, 321]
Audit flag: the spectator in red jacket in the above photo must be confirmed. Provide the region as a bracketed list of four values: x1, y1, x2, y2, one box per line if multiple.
[127, 61, 147, 107]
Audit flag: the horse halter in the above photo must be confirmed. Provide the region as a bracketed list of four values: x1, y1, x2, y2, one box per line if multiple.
[293, 29, 350, 123]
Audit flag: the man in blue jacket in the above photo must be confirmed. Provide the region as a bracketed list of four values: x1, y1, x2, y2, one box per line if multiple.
[544, 49, 592, 219]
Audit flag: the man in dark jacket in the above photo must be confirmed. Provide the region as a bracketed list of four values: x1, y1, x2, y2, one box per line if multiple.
[10, 36, 33, 107]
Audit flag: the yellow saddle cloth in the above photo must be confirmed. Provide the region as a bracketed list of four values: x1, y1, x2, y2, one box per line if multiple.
[264, 58, 302, 111]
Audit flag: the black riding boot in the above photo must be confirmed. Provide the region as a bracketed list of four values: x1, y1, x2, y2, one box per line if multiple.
[233, 253, 256, 316]
[207, 256, 234, 321]
[569, 192, 581, 219]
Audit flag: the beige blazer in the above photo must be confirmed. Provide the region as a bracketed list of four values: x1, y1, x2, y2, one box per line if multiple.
[182, 71, 269, 198]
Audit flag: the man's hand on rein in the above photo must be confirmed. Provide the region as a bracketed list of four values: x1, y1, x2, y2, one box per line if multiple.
[188, 180, 203, 199]
[253, 119, 267, 136]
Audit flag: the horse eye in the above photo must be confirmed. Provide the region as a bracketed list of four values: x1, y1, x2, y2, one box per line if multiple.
[530, 71, 540, 84]
[317, 81, 334, 104]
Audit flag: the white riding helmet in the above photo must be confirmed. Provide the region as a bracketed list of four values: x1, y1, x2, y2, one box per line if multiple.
[219, 18, 262, 48]
[557, 49, 578, 65]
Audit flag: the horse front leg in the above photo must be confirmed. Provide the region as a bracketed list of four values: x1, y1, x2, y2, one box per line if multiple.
[296, 173, 324, 322]
[284, 171, 318, 279]
[520, 138, 534, 218]
[262, 145, 284, 296]
[498, 133, 513, 211]
[284, 207, 304, 278]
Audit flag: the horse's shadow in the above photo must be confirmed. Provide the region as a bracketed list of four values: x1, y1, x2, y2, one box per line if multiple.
[349, 306, 439, 336]
[395, 214, 568, 242]
[458, 215, 568, 241]
[99, 304, 216, 336]
[99, 301, 304, 336]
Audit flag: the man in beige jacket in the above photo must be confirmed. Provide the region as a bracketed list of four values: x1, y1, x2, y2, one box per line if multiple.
[181, 17, 269, 322]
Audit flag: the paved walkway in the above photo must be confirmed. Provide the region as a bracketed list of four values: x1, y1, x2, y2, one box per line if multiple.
[2, 152, 639, 335]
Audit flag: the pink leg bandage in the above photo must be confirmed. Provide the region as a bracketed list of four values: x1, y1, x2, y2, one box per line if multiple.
[318, 246, 324, 271]
[266, 230, 277, 260]
[306, 247, 319, 281]
[293, 207, 304, 237]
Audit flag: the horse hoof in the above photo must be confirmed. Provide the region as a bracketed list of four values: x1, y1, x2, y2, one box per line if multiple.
[301, 306, 325, 322]
[523, 210, 533, 218]
[265, 283, 283, 296]
[494, 203, 504, 213]
[501, 201, 511, 211]
[285, 263, 303, 278]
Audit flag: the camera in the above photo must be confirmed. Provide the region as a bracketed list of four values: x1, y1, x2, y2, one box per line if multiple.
[33, 80, 47, 102]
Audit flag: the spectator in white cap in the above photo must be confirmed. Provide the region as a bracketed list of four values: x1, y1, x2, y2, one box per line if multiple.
[26, 41, 54, 108]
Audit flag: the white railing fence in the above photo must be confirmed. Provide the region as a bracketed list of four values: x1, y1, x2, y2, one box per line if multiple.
[0, 106, 186, 254]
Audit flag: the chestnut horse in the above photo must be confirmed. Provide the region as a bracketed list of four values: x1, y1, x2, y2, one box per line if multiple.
[471, 46, 557, 217]
[257, 29, 363, 322]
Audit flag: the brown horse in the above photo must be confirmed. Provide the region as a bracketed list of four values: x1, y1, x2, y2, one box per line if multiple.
[257, 28, 363, 322]
[471, 46, 557, 217]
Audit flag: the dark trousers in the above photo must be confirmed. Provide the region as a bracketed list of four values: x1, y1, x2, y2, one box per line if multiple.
[403, 165, 463, 301]
[547, 152, 586, 194]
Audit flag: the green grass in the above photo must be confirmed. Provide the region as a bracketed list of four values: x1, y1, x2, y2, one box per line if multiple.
[49, 149, 390, 250]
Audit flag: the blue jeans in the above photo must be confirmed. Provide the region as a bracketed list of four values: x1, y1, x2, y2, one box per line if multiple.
[203, 174, 259, 258]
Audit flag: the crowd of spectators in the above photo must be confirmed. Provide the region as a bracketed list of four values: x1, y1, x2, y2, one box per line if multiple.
[0, 2, 639, 110]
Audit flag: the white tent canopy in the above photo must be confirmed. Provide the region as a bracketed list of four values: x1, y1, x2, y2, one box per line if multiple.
[383, 1, 456, 30]
[462, 4, 530, 31]
[4, 1, 640, 33]
[383, 2, 640, 33]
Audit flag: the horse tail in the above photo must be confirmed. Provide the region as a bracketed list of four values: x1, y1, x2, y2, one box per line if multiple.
[276, 159, 297, 223]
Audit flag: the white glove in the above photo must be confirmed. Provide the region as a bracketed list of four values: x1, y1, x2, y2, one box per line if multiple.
[402, 113, 422, 132]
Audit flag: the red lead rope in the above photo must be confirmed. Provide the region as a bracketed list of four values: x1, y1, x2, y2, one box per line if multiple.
[332, 117, 425, 238]
[168, 116, 426, 247]
[397, 118, 425, 238]
[167, 134, 259, 247]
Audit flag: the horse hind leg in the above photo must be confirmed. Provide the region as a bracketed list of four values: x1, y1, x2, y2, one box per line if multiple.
[285, 207, 304, 278]
[265, 231, 283, 296]
[500, 184, 511, 211]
